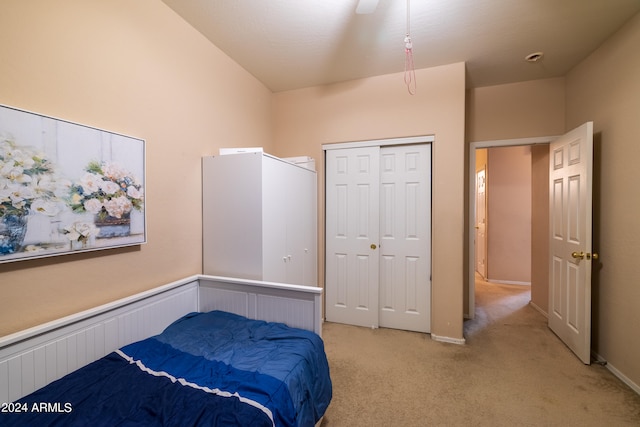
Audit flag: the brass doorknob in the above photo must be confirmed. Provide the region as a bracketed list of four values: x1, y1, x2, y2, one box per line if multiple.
[370, 244, 377, 250]
[587, 252, 599, 260]
[571, 251, 585, 259]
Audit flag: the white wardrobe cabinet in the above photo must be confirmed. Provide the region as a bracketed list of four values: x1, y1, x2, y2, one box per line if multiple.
[203, 152, 317, 286]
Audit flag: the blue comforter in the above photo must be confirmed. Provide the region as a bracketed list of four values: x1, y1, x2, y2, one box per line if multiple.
[2, 311, 332, 427]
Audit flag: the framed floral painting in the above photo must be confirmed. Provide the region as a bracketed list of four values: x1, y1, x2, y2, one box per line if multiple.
[0, 104, 145, 263]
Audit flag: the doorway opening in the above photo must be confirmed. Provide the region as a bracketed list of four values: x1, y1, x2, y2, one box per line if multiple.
[468, 137, 554, 323]
[464, 272, 533, 338]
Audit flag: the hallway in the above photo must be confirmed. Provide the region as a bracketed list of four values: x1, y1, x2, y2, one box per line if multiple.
[465, 273, 531, 338]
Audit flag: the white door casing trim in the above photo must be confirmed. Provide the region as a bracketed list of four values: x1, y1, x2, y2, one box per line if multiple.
[323, 135, 435, 151]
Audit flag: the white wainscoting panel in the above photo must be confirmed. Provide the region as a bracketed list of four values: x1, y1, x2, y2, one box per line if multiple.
[255, 294, 315, 331]
[0, 275, 323, 404]
[199, 286, 253, 316]
[198, 276, 323, 335]
[199, 286, 315, 331]
[0, 279, 198, 403]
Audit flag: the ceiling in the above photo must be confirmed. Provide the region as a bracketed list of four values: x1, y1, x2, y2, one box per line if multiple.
[161, 0, 640, 93]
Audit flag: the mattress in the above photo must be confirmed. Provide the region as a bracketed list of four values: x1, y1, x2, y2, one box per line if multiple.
[1, 310, 332, 426]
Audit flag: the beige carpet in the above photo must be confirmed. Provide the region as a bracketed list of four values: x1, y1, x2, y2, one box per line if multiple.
[320, 277, 640, 426]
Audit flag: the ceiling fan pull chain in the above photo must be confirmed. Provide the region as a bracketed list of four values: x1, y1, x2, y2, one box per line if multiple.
[404, 0, 416, 95]
[404, 35, 416, 95]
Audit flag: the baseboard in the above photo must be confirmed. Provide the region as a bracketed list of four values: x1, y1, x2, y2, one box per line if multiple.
[591, 352, 640, 396]
[430, 333, 466, 345]
[487, 278, 532, 286]
[607, 363, 640, 395]
[528, 301, 548, 318]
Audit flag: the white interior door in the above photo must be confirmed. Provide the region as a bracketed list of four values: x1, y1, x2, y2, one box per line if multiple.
[548, 122, 594, 364]
[379, 145, 431, 332]
[475, 168, 487, 278]
[325, 147, 380, 328]
[326, 143, 431, 332]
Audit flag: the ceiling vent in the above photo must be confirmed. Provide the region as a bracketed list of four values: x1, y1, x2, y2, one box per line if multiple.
[525, 52, 544, 62]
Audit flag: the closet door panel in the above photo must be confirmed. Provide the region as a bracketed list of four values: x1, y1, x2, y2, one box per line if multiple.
[379, 145, 431, 333]
[325, 147, 380, 328]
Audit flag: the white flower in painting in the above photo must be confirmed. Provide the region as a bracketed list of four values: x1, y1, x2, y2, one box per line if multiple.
[33, 175, 59, 193]
[74, 222, 97, 238]
[30, 199, 60, 216]
[0, 185, 10, 203]
[1, 137, 62, 218]
[29, 177, 63, 215]
[14, 151, 36, 170]
[53, 178, 72, 199]
[68, 161, 143, 218]
[79, 173, 102, 194]
[63, 228, 81, 242]
[99, 180, 120, 195]
[126, 186, 143, 200]
[2, 165, 27, 182]
[104, 195, 132, 218]
[63, 221, 98, 243]
[101, 163, 128, 181]
[9, 185, 35, 209]
[0, 161, 16, 176]
[14, 171, 33, 184]
[83, 198, 103, 214]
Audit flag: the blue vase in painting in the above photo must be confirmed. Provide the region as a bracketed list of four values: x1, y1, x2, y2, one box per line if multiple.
[0, 214, 28, 254]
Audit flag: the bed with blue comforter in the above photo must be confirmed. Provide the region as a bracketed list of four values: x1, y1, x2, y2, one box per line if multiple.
[2, 310, 332, 427]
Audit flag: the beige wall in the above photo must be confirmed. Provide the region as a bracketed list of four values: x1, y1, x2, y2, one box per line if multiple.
[466, 78, 565, 142]
[486, 146, 531, 283]
[0, 0, 273, 336]
[565, 12, 640, 389]
[272, 64, 467, 340]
